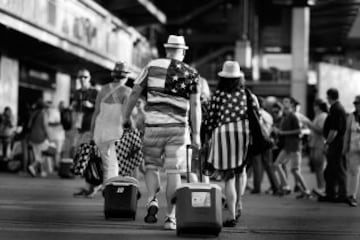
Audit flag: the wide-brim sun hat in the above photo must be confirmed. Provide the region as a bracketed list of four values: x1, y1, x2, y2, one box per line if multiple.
[218, 61, 244, 78]
[164, 35, 189, 50]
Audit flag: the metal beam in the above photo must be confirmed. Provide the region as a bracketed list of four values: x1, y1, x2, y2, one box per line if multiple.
[191, 46, 234, 68]
[137, 0, 167, 24]
[103, 0, 166, 24]
[168, 0, 225, 25]
[104, 0, 138, 11]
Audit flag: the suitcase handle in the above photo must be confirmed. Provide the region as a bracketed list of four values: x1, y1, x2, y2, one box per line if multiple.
[186, 144, 203, 183]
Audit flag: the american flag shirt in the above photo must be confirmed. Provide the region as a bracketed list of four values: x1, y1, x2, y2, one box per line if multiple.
[134, 58, 200, 127]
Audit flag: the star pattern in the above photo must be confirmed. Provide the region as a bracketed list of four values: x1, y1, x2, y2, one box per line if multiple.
[164, 59, 199, 99]
[204, 89, 249, 132]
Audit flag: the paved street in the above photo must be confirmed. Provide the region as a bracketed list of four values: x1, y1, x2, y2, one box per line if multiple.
[0, 166, 359, 240]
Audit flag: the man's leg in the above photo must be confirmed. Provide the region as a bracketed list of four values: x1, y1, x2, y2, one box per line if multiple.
[274, 150, 290, 191]
[262, 149, 279, 193]
[337, 154, 348, 200]
[323, 152, 336, 199]
[166, 172, 181, 218]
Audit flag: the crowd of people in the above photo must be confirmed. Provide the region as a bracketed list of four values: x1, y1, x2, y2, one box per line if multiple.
[0, 34, 359, 231]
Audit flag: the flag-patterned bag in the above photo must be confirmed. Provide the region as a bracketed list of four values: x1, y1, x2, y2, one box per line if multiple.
[114, 128, 144, 177]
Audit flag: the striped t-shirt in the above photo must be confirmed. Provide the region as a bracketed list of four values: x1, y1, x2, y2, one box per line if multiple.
[134, 58, 200, 127]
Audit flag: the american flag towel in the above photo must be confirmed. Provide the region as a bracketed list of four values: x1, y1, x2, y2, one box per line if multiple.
[207, 121, 250, 170]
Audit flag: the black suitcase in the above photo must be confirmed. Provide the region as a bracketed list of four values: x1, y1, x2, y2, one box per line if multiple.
[174, 145, 222, 237]
[103, 176, 139, 220]
[58, 158, 75, 179]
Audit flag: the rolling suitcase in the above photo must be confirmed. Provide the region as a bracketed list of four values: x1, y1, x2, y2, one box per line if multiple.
[103, 176, 139, 220]
[174, 145, 222, 237]
[58, 158, 75, 179]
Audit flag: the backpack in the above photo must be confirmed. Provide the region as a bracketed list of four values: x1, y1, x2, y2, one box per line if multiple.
[61, 108, 73, 131]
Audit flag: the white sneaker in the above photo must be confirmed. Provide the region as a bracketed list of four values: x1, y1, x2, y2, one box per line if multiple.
[28, 165, 36, 177]
[164, 217, 176, 230]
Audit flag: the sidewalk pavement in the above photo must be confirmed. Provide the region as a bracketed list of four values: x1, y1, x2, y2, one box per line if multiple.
[0, 158, 359, 240]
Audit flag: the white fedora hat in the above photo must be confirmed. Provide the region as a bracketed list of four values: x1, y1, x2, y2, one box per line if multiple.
[218, 61, 244, 78]
[164, 35, 189, 50]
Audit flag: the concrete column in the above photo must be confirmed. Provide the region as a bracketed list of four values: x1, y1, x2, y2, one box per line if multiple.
[0, 55, 19, 124]
[291, 7, 310, 114]
[53, 72, 71, 107]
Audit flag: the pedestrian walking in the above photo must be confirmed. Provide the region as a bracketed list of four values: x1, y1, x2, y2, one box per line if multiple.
[27, 100, 51, 177]
[0, 106, 15, 160]
[72, 68, 100, 197]
[123, 35, 201, 231]
[273, 97, 311, 198]
[251, 97, 280, 194]
[343, 95, 360, 207]
[306, 98, 328, 195]
[204, 61, 255, 227]
[90, 62, 132, 182]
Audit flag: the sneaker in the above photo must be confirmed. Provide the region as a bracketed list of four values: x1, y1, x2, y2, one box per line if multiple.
[347, 196, 357, 207]
[223, 219, 237, 228]
[164, 217, 176, 230]
[144, 198, 159, 223]
[28, 165, 36, 177]
[40, 172, 48, 178]
[296, 191, 311, 199]
[73, 188, 89, 198]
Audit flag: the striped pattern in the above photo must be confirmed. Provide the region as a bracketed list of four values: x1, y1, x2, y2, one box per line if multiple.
[134, 58, 199, 126]
[208, 121, 250, 170]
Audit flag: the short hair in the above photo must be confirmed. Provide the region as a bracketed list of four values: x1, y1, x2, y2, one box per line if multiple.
[289, 97, 299, 107]
[314, 98, 328, 113]
[77, 68, 91, 76]
[272, 101, 283, 110]
[326, 88, 339, 100]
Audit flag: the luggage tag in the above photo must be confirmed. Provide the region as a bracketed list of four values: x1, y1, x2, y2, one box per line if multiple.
[191, 192, 211, 207]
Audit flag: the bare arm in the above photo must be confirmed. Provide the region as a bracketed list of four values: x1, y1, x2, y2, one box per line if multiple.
[90, 89, 103, 138]
[326, 130, 338, 145]
[190, 92, 201, 147]
[42, 110, 51, 140]
[123, 85, 143, 126]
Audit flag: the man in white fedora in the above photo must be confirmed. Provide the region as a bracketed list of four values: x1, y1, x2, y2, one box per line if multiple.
[123, 35, 201, 230]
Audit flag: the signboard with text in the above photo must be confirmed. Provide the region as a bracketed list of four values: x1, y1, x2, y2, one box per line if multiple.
[0, 0, 152, 70]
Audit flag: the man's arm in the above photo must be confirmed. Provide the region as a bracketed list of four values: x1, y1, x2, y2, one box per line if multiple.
[123, 85, 143, 126]
[190, 92, 201, 147]
[325, 130, 338, 145]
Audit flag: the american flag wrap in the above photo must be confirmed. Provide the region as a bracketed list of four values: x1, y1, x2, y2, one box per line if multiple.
[204, 89, 256, 170]
[114, 128, 144, 177]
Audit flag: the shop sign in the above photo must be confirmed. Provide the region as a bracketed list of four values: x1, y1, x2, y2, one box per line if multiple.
[0, 0, 152, 69]
[20, 64, 56, 90]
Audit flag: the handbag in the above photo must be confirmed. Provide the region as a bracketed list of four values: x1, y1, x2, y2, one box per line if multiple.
[245, 88, 273, 156]
[84, 143, 103, 186]
[114, 128, 144, 177]
[42, 144, 57, 157]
